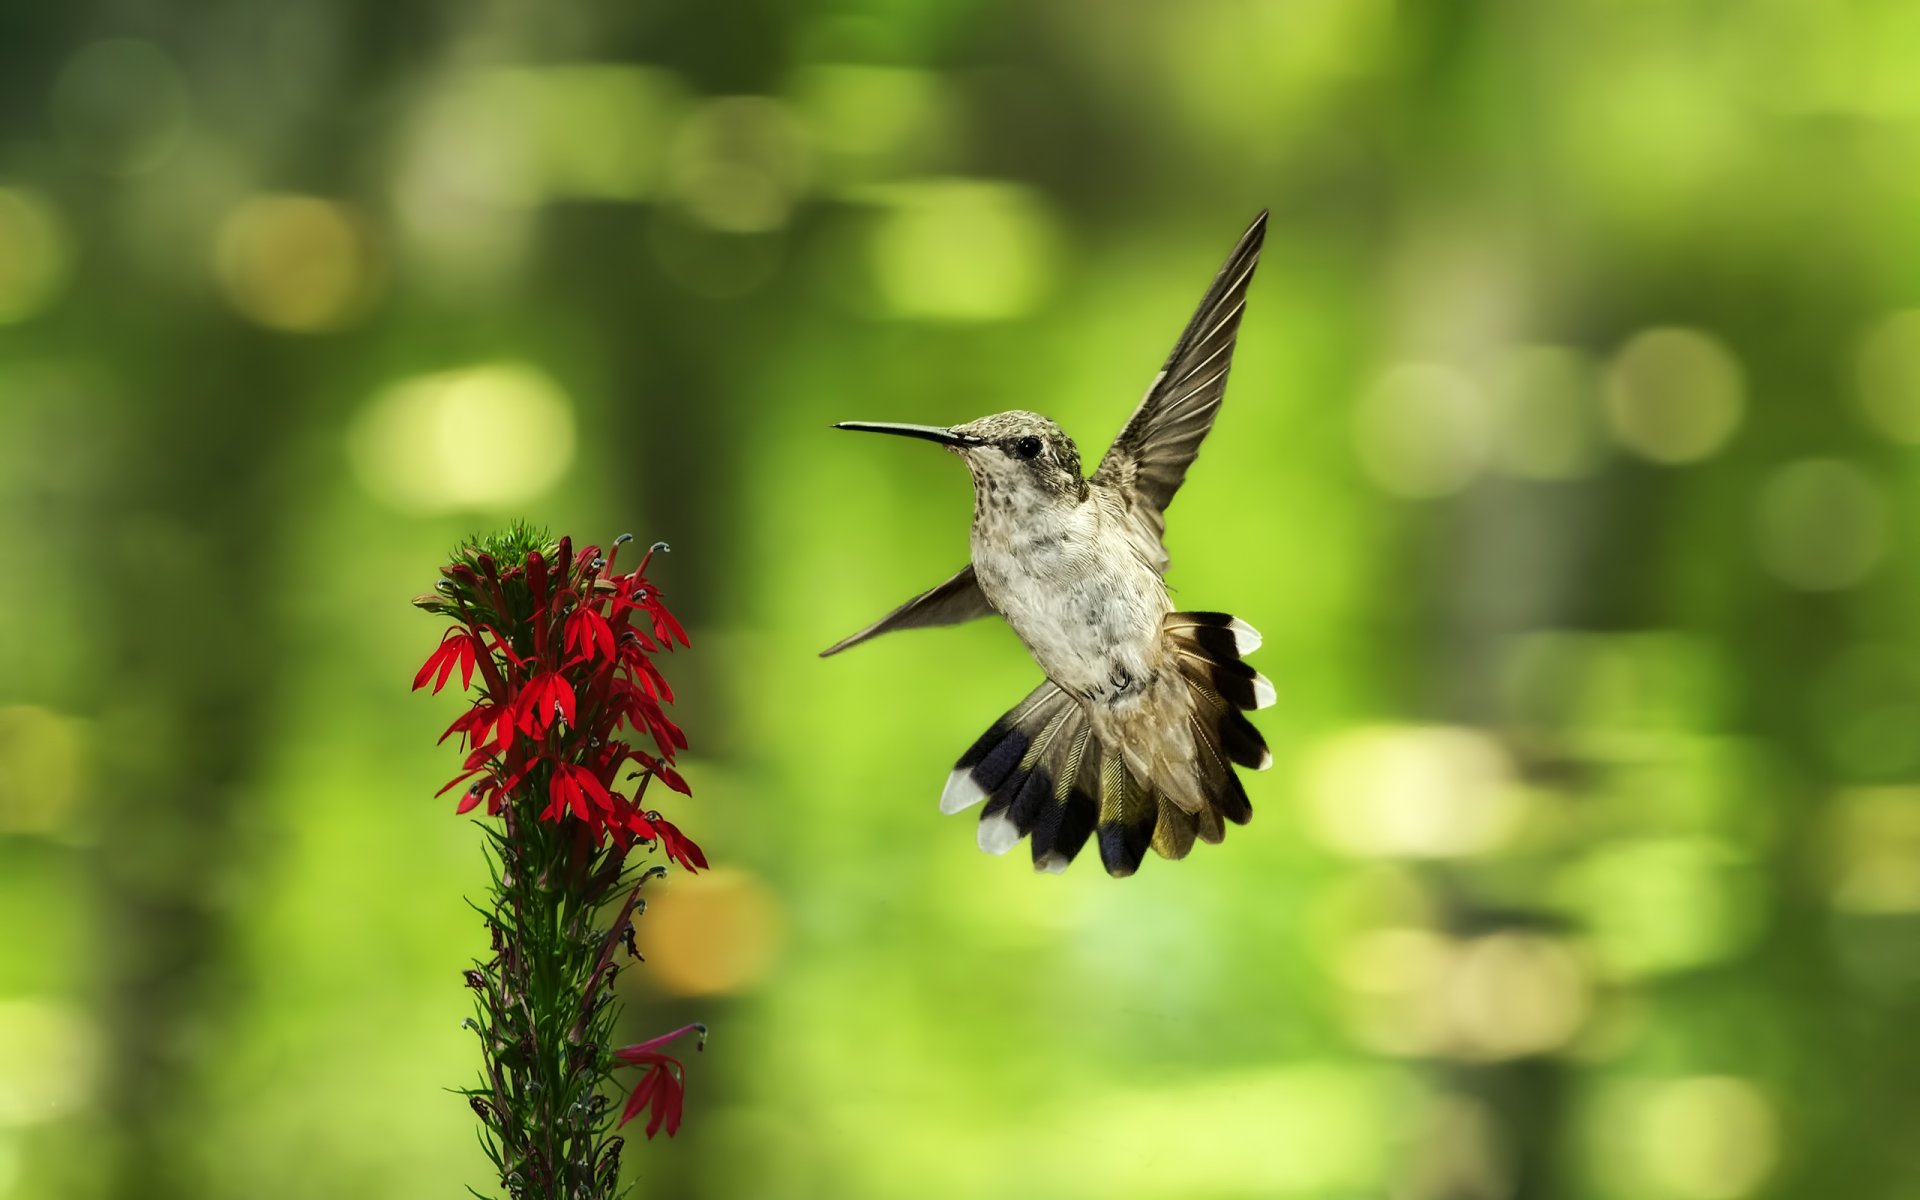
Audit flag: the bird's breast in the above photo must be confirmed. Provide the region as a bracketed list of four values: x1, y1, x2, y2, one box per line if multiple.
[971, 502, 1168, 703]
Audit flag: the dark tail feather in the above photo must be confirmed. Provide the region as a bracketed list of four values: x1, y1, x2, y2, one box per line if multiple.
[1168, 610, 1273, 778]
[1158, 610, 1269, 851]
[943, 682, 1099, 873]
[1095, 748, 1157, 877]
[938, 609, 1269, 876]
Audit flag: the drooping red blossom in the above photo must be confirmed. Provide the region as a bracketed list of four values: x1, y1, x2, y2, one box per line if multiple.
[614, 1024, 706, 1139]
[647, 812, 708, 873]
[414, 629, 479, 694]
[413, 534, 706, 864]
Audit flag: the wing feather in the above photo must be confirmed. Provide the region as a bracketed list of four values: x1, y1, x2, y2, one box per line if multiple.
[819, 564, 993, 657]
[1092, 213, 1268, 547]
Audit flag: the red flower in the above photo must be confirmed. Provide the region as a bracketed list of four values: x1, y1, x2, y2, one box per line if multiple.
[647, 812, 707, 873]
[614, 1024, 705, 1139]
[547, 762, 612, 823]
[517, 671, 576, 736]
[417, 533, 701, 857]
[564, 604, 615, 664]
[413, 630, 478, 694]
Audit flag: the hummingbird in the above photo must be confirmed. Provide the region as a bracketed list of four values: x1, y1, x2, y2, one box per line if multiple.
[824, 212, 1273, 877]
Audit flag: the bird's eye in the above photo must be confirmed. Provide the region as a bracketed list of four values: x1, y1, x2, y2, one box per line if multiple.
[1014, 436, 1043, 460]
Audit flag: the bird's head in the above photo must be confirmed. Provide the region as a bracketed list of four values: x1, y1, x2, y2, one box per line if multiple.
[834, 410, 1086, 504]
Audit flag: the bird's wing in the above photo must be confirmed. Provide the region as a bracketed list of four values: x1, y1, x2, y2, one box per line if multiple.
[1091, 212, 1268, 549]
[819, 564, 994, 657]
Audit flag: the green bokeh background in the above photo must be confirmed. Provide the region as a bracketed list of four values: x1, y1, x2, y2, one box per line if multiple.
[5, 2, 1920, 1197]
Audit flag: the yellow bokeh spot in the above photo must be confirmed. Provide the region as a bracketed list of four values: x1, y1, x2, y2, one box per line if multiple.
[1303, 725, 1525, 858]
[1635, 1076, 1778, 1199]
[1336, 927, 1456, 1055]
[1603, 328, 1745, 464]
[1855, 309, 1920, 442]
[1338, 928, 1588, 1060]
[349, 362, 575, 514]
[1752, 458, 1885, 592]
[0, 999, 96, 1127]
[1353, 363, 1492, 498]
[0, 190, 69, 326]
[867, 179, 1059, 322]
[215, 195, 377, 332]
[0, 706, 84, 836]
[1444, 932, 1589, 1060]
[638, 867, 780, 997]
[1826, 788, 1920, 914]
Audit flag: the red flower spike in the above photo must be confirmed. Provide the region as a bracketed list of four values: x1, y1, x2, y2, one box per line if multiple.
[418, 533, 697, 849]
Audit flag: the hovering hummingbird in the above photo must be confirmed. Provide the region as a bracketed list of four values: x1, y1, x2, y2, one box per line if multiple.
[824, 212, 1273, 877]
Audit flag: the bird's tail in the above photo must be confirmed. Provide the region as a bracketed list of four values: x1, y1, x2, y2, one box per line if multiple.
[938, 610, 1270, 877]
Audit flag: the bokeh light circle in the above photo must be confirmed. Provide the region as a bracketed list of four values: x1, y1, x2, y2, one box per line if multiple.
[0, 190, 69, 325]
[1603, 328, 1745, 464]
[1855, 309, 1920, 442]
[868, 180, 1059, 322]
[215, 195, 377, 332]
[1752, 458, 1886, 592]
[349, 363, 576, 514]
[1353, 364, 1492, 498]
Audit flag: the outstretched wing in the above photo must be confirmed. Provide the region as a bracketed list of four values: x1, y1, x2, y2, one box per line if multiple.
[1092, 212, 1267, 543]
[819, 564, 993, 657]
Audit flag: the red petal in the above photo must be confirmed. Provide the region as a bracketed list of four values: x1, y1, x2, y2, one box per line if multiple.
[640, 657, 674, 704]
[436, 766, 484, 797]
[578, 768, 614, 813]
[661, 1079, 684, 1136]
[621, 1069, 660, 1125]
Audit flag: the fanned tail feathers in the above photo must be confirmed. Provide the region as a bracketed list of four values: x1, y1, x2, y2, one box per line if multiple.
[941, 610, 1271, 877]
[943, 682, 1098, 873]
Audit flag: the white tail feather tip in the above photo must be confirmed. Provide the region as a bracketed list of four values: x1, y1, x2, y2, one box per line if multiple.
[940, 768, 987, 814]
[1229, 617, 1263, 656]
[1035, 852, 1070, 874]
[977, 812, 1020, 855]
[1251, 672, 1277, 710]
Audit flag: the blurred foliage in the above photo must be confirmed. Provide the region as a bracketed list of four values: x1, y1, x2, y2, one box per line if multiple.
[4, 1, 1920, 1198]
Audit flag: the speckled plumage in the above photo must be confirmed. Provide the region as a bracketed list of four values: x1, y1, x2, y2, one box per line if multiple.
[825, 214, 1274, 876]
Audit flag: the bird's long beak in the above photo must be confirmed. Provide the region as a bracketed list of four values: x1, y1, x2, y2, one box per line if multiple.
[834, 421, 983, 448]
